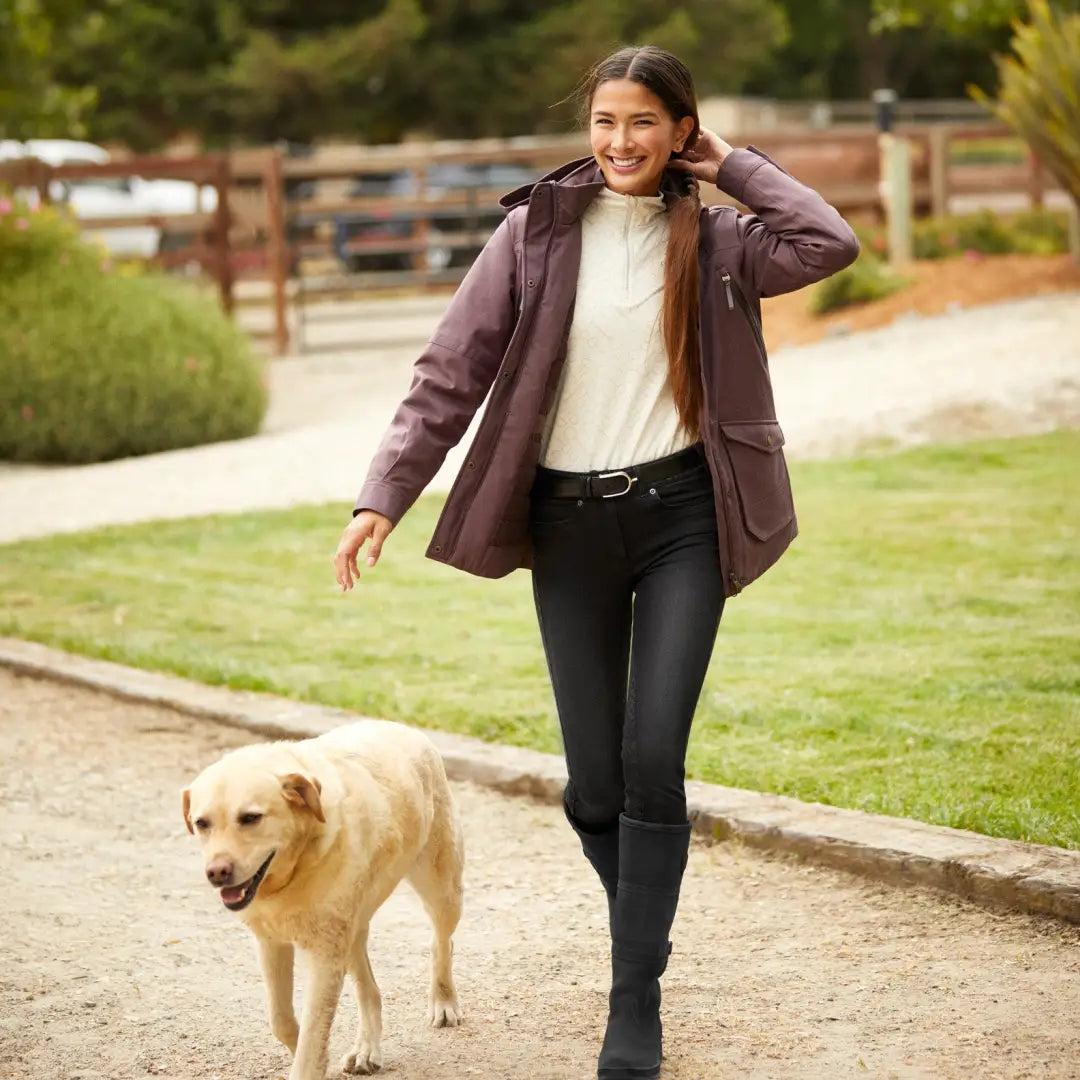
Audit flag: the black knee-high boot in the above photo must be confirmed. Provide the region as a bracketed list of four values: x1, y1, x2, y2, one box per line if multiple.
[564, 797, 619, 926]
[597, 815, 691, 1080]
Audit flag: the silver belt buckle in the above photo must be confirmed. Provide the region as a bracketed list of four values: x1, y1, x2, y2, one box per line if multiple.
[597, 470, 635, 498]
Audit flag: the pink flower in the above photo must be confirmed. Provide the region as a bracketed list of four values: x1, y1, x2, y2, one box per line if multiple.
[0, 198, 11, 215]
[100, 259, 113, 272]
[21, 405, 34, 421]
[184, 356, 199, 373]
[15, 218, 29, 231]
[964, 249, 984, 264]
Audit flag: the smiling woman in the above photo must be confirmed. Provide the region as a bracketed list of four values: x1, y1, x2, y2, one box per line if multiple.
[334, 42, 859, 1080]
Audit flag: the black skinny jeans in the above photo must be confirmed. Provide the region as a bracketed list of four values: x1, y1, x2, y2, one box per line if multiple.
[529, 446, 726, 827]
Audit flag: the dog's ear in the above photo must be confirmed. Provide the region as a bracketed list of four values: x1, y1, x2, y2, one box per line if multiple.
[280, 773, 325, 823]
[181, 788, 194, 835]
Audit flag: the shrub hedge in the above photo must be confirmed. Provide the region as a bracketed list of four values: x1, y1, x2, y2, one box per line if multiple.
[808, 252, 909, 315]
[912, 209, 1069, 259]
[0, 200, 267, 464]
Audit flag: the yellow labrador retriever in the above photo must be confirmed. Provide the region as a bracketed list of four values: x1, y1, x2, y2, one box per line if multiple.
[182, 721, 464, 1079]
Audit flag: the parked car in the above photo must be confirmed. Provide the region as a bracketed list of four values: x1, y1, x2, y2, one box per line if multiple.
[0, 139, 217, 259]
[327, 162, 537, 274]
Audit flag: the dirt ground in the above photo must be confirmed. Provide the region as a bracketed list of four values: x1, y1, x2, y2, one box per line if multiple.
[3, 670, 1080, 1080]
[760, 253, 1080, 350]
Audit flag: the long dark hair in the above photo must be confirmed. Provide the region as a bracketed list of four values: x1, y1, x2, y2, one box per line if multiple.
[580, 46, 702, 439]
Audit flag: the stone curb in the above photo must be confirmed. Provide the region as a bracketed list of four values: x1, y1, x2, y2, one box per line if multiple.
[4, 636, 1079, 924]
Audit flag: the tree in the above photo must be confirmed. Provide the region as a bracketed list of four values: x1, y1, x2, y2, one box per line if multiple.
[47, 0, 240, 150]
[972, 0, 1080, 254]
[753, 0, 1023, 100]
[869, 0, 1025, 34]
[0, 0, 95, 139]
[45, 0, 789, 147]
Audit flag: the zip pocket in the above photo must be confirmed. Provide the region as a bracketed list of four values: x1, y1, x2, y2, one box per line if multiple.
[720, 269, 767, 364]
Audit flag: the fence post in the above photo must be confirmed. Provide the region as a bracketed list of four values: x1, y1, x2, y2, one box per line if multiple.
[31, 158, 52, 207]
[879, 134, 914, 266]
[263, 147, 290, 356]
[928, 125, 950, 218]
[413, 165, 429, 280]
[212, 156, 234, 316]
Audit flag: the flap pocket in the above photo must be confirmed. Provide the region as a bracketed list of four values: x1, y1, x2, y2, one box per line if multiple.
[717, 420, 794, 542]
[719, 421, 785, 453]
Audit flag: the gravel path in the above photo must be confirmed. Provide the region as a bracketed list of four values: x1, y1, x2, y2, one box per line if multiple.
[3, 669, 1080, 1080]
[1, 292, 1078, 545]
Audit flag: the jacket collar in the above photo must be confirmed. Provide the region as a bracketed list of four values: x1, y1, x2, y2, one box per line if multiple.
[499, 156, 694, 224]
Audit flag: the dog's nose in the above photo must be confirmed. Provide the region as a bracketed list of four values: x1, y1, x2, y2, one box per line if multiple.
[206, 859, 234, 886]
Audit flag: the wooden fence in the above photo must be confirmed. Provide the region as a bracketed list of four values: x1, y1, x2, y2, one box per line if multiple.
[1, 123, 1065, 356]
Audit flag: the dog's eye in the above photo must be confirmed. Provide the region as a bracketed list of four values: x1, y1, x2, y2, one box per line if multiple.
[238, 812, 263, 826]
[194, 818, 210, 831]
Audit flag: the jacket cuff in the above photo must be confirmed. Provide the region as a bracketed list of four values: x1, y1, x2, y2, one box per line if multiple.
[352, 481, 412, 524]
[714, 148, 769, 203]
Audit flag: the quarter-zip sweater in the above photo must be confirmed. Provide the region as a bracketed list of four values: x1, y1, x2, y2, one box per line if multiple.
[539, 186, 696, 472]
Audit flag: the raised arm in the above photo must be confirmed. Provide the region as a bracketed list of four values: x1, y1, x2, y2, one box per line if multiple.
[670, 127, 859, 298]
[719, 146, 860, 298]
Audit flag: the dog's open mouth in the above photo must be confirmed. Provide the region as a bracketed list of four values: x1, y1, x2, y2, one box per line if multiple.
[219, 850, 275, 911]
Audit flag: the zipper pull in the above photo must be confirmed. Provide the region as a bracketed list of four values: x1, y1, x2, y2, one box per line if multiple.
[721, 272, 735, 311]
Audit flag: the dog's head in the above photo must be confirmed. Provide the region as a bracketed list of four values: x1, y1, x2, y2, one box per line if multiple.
[182, 752, 324, 913]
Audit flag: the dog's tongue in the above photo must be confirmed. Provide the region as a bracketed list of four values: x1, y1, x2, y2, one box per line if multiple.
[221, 885, 245, 905]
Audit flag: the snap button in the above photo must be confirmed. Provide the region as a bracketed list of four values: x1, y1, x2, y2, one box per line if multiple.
[527, 279, 535, 288]
[467, 460, 475, 469]
[434, 544, 442, 553]
[766, 434, 773, 445]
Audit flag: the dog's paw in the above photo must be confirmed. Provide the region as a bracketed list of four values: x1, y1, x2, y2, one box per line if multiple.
[428, 997, 463, 1029]
[341, 1042, 382, 1075]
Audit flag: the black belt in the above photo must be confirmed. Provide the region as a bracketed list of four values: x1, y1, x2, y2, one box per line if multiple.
[532, 444, 707, 500]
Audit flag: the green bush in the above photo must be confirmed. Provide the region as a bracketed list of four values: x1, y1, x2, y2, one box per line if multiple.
[1008, 208, 1071, 254]
[0, 201, 267, 464]
[808, 253, 909, 315]
[912, 209, 1069, 260]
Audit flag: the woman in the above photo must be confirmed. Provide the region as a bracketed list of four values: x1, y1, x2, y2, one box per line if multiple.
[334, 46, 858, 1080]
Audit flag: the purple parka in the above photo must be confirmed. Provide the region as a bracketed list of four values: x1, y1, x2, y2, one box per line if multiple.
[354, 147, 859, 597]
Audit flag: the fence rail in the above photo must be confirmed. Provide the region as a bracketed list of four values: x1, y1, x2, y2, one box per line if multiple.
[0, 122, 1066, 357]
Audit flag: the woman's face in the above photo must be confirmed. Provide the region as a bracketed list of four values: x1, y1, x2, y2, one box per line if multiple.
[589, 78, 695, 196]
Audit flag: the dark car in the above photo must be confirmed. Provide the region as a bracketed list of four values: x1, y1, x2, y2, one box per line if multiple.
[331, 162, 537, 274]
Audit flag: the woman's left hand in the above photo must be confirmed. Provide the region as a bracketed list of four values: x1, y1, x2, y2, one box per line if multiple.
[667, 126, 736, 185]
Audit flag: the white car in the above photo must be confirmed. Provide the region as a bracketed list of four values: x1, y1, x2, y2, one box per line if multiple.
[0, 138, 218, 258]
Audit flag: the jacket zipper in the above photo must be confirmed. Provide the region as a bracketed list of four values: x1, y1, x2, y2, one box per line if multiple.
[443, 189, 558, 562]
[696, 305, 743, 596]
[721, 270, 767, 364]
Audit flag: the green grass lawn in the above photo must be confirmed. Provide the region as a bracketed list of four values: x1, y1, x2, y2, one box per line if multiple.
[2, 432, 1078, 847]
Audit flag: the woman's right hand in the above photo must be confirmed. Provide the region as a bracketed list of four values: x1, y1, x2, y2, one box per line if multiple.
[334, 510, 394, 592]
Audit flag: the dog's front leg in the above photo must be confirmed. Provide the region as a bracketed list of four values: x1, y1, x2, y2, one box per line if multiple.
[290, 954, 344, 1080]
[257, 938, 299, 1054]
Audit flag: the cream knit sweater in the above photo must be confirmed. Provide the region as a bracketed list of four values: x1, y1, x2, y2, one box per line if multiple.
[539, 185, 695, 472]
